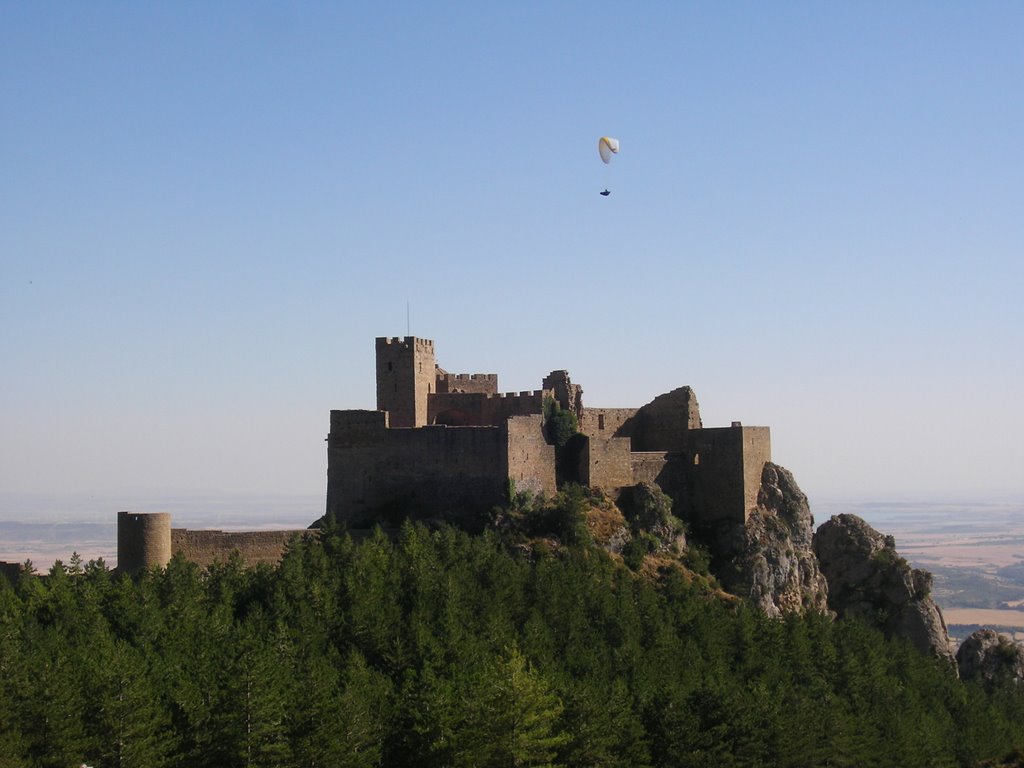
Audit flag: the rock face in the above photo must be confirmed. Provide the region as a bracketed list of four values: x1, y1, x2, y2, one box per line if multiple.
[814, 513, 954, 663]
[956, 629, 1024, 689]
[618, 482, 687, 553]
[709, 463, 829, 617]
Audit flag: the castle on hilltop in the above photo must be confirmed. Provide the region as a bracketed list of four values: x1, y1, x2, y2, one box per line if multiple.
[326, 336, 772, 531]
[76, 335, 772, 574]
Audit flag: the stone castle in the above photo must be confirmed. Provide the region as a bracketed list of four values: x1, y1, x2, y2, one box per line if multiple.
[110, 335, 772, 570]
[325, 336, 771, 531]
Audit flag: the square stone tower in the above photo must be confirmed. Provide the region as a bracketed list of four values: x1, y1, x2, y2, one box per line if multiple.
[375, 337, 436, 428]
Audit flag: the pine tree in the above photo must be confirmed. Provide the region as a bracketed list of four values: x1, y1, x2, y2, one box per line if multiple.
[88, 639, 173, 768]
[334, 650, 392, 767]
[287, 648, 347, 768]
[210, 617, 293, 768]
[0, 599, 27, 767]
[559, 677, 651, 768]
[16, 631, 89, 768]
[453, 648, 569, 768]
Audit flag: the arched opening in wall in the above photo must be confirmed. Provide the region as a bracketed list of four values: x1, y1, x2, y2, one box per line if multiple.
[434, 408, 477, 426]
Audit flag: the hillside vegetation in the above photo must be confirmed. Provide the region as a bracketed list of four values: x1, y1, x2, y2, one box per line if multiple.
[1, 513, 1023, 767]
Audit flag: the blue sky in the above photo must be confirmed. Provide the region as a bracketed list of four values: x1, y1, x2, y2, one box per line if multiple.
[2, 2, 1022, 518]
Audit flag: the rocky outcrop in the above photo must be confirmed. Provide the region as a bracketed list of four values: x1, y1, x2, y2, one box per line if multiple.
[956, 629, 1024, 689]
[814, 513, 954, 663]
[618, 483, 687, 553]
[708, 463, 829, 617]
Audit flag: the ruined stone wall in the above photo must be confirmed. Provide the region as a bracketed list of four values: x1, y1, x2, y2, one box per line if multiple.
[739, 426, 772, 515]
[117, 511, 172, 572]
[542, 370, 583, 418]
[327, 412, 511, 527]
[579, 408, 638, 439]
[376, 336, 436, 428]
[428, 390, 546, 427]
[171, 529, 317, 568]
[579, 435, 634, 492]
[504, 415, 556, 497]
[630, 387, 702, 452]
[436, 372, 498, 395]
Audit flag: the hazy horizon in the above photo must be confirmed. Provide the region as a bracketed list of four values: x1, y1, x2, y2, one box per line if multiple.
[3, 489, 1021, 570]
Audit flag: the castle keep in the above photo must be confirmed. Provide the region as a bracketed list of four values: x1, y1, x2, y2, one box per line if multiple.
[326, 336, 771, 530]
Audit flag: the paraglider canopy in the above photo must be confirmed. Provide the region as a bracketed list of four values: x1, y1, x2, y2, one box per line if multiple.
[598, 136, 620, 164]
[598, 137, 619, 196]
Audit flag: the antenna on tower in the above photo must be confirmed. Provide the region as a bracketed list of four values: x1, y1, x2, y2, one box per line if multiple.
[406, 300, 410, 336]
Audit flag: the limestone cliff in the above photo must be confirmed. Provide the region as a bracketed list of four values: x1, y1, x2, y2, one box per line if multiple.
[956, 629, 1024, 690]
[705, 463, 829, 617]
[813, 513, 955, 663]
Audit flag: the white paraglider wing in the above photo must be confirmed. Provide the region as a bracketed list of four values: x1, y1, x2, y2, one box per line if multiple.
[598, 136, 620, 164]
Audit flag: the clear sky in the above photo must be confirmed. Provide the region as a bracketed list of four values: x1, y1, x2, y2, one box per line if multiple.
[2, 2, 1022, 520]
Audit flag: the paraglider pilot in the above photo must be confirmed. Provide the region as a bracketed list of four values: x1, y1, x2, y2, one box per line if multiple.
[598, 136, 619, 197]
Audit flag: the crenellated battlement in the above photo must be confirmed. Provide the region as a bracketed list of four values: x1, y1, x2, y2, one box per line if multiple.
[436, 370, 499, 395]
[445, 373, 496, 382]
[376, 336, 434, 350]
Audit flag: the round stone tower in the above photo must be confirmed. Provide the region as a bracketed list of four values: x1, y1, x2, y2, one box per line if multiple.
[117, 511, 172, 573]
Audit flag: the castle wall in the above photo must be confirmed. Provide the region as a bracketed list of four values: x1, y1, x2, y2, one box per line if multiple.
[436, 372, 498, 395]
[579, 435, 634, 492]
[327, 412, 511, 527]
[630, 451, 670, 486]
[428, 390, 546, 427]
[739, 426, 772, 515]
[117, 511, 172, 572]
[684, 425, 770, 525]
[330, 409, 390, 442]
[579, 408, 638, 439]
[504, 415, 556, 497]
[376, 337, 435, 428]
[171, 529, 316, 568]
